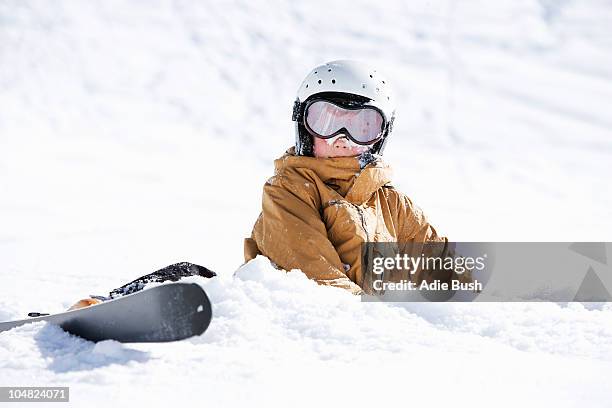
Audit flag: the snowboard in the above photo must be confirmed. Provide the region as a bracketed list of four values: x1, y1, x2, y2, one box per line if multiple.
[0, 282, 212, 343]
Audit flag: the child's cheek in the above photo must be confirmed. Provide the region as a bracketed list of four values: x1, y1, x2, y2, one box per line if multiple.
[313, 137, 334, 158]
[348, 145, 370, 155]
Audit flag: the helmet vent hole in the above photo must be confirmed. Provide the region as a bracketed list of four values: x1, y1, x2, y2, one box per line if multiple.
[328, 68, 332, 72]
[382, 80, 385, 84]
[314, 71, 318, 74]
[362, 84, 366, 89]
[369, 74, 373, 78]
[331, 79, 336, 84]
[305, 84, 308, 88]
[318, 79, 322, 84]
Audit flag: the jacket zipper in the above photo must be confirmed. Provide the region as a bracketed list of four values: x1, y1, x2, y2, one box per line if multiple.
[351, 203, 379, 291]
[353, 204, 370, 242]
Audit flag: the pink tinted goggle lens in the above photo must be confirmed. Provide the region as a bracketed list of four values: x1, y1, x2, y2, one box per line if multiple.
[305, 100, 385, 144]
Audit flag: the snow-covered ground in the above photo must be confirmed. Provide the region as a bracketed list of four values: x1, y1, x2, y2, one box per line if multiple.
[1, 0, 611, 406]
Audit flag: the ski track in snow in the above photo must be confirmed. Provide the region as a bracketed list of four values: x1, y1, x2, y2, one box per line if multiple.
[1, 0, 612, 406]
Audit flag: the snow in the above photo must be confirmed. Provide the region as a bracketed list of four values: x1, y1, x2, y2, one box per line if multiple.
[2, 258, 612, 406]
[1, 0, 612, 406]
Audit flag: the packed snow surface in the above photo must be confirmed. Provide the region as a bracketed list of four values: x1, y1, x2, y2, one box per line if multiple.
[1, 0, 612, 406]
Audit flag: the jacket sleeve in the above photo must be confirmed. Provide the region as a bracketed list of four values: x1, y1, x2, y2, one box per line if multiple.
[391, 190, 440, 242]
[245, 177, 363, 295]
[395, 192, 472, 285]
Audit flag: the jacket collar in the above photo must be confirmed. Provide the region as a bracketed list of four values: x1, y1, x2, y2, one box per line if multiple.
[274, 147, 392, 205]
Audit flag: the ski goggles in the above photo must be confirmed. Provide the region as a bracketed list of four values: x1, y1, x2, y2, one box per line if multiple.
[303, 99, 386, 145]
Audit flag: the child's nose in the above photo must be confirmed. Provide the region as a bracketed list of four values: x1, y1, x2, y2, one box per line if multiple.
[334, 136, 351, 147]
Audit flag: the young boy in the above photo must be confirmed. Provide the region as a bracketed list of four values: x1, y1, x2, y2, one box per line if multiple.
[244, 60, 469, 295]
[68, 60, 465, 310]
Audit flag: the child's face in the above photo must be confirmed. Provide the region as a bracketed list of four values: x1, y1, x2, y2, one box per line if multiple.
[312, 134, 370, 158]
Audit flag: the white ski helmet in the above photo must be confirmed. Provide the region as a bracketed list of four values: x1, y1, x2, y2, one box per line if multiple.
[291, 60, 396, 156]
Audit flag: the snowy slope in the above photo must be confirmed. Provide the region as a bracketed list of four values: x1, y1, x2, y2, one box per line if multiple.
[3, 259, 612, 407]
[1, 0, 612, 406]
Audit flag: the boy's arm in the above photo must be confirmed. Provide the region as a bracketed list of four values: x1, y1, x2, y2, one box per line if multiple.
[245, 179, 362, 295]
[395, 192, 472, 285]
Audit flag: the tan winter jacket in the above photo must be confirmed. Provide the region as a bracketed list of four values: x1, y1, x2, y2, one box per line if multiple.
[244, 147, 465, 295]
